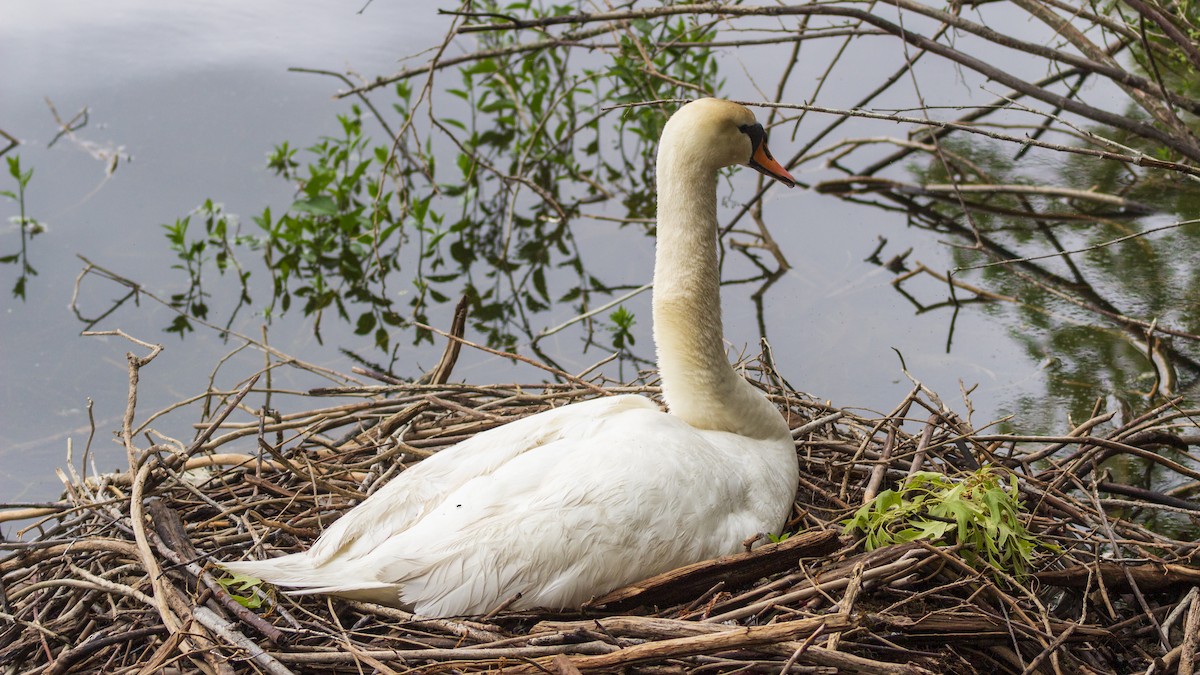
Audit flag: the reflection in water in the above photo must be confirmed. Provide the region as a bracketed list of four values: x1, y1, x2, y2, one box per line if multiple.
[0, 155, 43, 300]
[71, 1, 1200, 439]
[129, 14, 734, 377]
[849, 133, 1200, 432]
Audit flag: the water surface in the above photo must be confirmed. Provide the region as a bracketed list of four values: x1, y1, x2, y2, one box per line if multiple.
[3, 2, 1192, 505]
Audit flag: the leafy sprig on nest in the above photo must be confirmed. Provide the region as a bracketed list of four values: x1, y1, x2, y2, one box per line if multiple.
[843, 467, 1056, 578]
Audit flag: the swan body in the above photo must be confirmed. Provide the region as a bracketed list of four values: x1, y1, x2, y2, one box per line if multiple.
[223, 98, 800, 616]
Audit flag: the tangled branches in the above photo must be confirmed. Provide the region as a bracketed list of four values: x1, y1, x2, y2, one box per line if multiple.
[2, 334, 1199, 673]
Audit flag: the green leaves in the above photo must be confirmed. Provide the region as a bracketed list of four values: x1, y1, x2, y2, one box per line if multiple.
[216, 572, 266, 609]
[843, 468, 1055, 579]
[155, 0, 727, 363]
[290, 195, 339, 217]
[162, 200, 253, 336]
[608, 305, 636, 350]
[5, 154, 33, 192]
[2, 155, 43, 300]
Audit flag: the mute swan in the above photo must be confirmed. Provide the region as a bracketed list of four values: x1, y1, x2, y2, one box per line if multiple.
[223, 98, 799, 616]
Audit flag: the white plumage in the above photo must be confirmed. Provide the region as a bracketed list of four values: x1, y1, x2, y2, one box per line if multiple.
[223, 98, 800, 617]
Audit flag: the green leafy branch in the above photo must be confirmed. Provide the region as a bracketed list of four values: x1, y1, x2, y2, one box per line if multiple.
[1, 156, 44, 300]
[843, 467, 1056, 578]
[162, 200, 254, 336]
[607, 305, 636, 350]
[216, 572, 266, 609]
[150, 1, 726, 361]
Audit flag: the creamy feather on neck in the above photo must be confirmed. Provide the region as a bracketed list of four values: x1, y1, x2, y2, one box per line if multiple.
[652, 130, 791, 441]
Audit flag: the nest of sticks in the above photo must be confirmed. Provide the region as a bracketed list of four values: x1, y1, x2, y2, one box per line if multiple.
[3, 338, 1200, 675]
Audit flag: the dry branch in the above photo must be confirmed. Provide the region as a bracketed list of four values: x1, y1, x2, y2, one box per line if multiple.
[584, 529, 842, 611]
[511, 614, 854, 673]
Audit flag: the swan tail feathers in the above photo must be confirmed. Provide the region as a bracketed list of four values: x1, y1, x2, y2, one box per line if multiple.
[221, 556, 404, 605]
[221, 554, 331, 586]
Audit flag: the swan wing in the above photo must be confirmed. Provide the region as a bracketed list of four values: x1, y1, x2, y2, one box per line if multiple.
[335, 407, 795, 615]
[243, 395, 660, 569]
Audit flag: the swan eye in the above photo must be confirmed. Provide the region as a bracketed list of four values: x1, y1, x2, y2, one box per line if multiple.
[738, 123, 765, 144]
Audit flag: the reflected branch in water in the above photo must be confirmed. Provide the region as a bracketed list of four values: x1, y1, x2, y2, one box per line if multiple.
[957, 218, 1200, 276]
[0, 128, 18, 158]
[84, 0, 1200, 430]
[846, 128, 1200, 423]
[748, 266, 788, 346]
[71, 254, 356, 386]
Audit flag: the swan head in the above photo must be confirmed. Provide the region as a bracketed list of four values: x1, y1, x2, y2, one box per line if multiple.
[660, 98, 795, 188]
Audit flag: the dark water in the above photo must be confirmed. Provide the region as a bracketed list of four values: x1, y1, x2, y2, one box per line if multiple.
[3, 2, 1195, 505]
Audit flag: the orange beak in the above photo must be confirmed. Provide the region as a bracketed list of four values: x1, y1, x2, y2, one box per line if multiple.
[749, 139, 795, 188]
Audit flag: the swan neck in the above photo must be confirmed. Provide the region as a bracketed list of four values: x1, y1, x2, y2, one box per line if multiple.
[653, 152, 789, 441]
